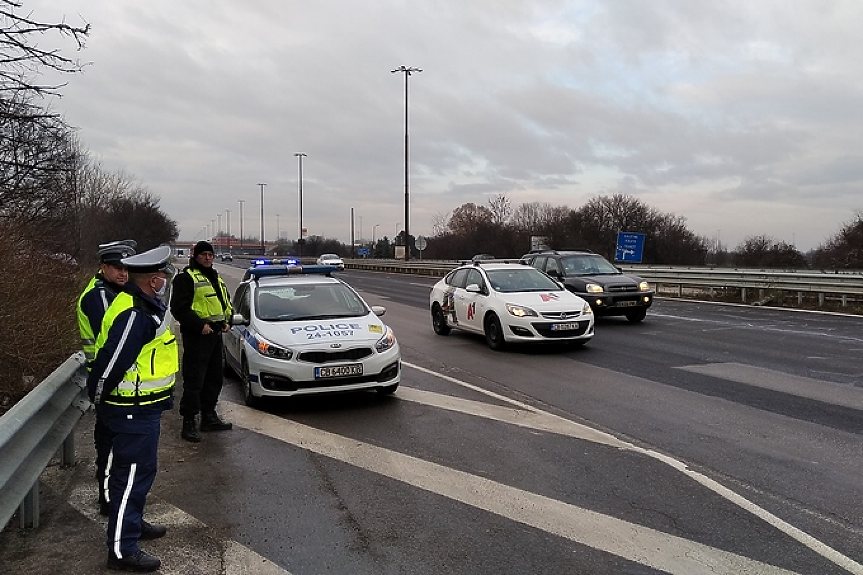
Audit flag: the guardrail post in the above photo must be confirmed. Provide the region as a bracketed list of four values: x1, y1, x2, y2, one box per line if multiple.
[62, 434, 75, 467]
[797, 292, 803, 305]
[741, 288, 747, 302]
[19, 481, 40, 529]
[841, 294, 848, 306]
[818, 293, 825, 306]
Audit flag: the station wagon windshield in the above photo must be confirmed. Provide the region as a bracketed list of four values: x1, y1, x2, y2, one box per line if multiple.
[485, 269, 563, 293]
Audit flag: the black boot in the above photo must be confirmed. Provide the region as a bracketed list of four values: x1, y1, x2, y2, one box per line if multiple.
[181, 415, 201, 443]
[139, 520, 167, 540]
[107, 549, 161, 572]
[200, 411, 232, 432]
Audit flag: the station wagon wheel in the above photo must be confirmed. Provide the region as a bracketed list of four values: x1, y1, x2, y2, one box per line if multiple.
[625, 308, 647, 323]
[242, 358, 262, 408]
[484, 313, 506, 351]
[431, 304, 451, 335]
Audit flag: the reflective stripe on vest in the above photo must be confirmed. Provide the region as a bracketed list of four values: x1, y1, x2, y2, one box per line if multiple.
[76, 276, 101, 363]
[95, 292, 178, 406]
[187, 268, 232, 322]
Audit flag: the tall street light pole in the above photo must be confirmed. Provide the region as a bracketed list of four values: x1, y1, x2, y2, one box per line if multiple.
[395, 222, 401, 245]
[238, 199, 245, 251]
[217, 213, 222, 248]
[211, 219, 215, 241]
[391, 65, 421, 261]
[258, 183, 266, 255]
[226, 209, 231, 251]
[294, 152, 307, 257]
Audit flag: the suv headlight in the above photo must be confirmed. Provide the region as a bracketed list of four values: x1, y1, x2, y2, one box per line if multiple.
[639, 281, 650, 292]
[506, 303, 538, 317]
[585, 283, 603, 294]
[253, 335, 293, 360]
[375, 327, 397, 352]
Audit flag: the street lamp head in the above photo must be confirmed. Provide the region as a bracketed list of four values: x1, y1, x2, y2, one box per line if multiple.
[294, 152, 307, 158]
[391, 66, 422, 74]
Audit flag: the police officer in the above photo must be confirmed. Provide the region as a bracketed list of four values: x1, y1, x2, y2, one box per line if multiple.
[87, 245, 177, 572]
[76, 239, 136, 516]
[171, 240, 233, 442]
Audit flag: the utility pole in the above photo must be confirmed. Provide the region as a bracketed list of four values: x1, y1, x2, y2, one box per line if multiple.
[238, 199, 245, 250]
[258, 183, 266, 255]
[294, 152, 307, 257]
[226, 209, 231, 251]
[391, 65, 421, 261]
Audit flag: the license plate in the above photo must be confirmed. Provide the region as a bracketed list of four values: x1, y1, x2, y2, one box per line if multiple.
[551, 322, 580, 331]
[616, 301, 637, 307]
[315, 364, 363, 379]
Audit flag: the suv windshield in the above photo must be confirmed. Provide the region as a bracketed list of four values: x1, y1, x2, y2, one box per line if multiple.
[486, 268, 562, 293]
[560, 255, 620, 276]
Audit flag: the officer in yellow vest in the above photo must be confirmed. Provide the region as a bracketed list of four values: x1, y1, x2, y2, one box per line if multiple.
[87, 245, 177, 573]
[170, 240, 233, 442]
[76, 240, 136, 516]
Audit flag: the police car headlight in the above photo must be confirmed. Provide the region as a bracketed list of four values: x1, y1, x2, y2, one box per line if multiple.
[254, 335, 293, 360]
[639, 281, 650, 292]
[585, 283, 603, 294]
[375, 327, 397, 353]
[506, 304, 537, 317]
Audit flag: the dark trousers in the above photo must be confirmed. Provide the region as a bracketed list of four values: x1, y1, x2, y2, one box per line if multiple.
[179, 331, 224, 418]
[96, 403, 163, 559]
[94, 414, 112, 506]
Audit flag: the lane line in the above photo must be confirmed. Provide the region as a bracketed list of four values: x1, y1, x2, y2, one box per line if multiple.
[224, 401, 802, 575]
[402, 361, 863, 575]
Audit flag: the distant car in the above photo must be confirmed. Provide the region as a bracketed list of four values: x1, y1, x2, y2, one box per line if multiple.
[521, 250, 653, 322]
[220, 253, 233, 262]
[429, 262, 594, 350]
[316, 253, 345, 270]
[470, 254, 495, 263]
[224, 264, 400, 407]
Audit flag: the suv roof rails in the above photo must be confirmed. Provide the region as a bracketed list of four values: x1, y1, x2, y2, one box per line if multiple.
[554, 248, 595, 253]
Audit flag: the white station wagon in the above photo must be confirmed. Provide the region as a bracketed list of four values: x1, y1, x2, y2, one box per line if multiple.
[429, 262, 594, 350]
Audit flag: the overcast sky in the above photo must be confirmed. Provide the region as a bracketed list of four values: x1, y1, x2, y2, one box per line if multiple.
[31, 1, 863, 251]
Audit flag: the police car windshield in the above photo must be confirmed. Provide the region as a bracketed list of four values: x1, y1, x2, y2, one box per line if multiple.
[485, 268, 562, 293]
[254, 284, 368, 321]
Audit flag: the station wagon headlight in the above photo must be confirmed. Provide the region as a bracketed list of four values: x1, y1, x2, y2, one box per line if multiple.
[585, 283, 603, 294]
[254, 335, 293, 360]
[582, 302, 593, 315]
[505, 303, 537, 317]
[375, 327, 397, 352]
[639, 281, 650, 291]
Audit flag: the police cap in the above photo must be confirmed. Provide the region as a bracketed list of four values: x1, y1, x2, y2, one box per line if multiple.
[98, 239, 137, 264]
[121, 245, 176, 275]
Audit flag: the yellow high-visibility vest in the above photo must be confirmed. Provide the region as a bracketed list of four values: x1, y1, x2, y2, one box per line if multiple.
[95, 292, 178, 406]
[187, 268, 232, 322]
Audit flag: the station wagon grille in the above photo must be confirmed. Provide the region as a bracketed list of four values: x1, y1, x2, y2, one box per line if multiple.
[539, 310, 582, 320]
[298, 348, 373, 364]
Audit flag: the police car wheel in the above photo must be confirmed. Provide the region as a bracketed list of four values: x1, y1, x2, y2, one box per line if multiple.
[242, 358, 262, 408]
[377, 383, 399, 395]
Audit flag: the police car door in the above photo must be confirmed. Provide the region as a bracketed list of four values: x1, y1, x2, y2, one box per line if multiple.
[457, 268, 486, 333]
[225, 283, 250, 373]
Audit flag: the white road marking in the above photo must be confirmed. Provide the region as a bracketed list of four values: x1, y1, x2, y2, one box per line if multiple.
[677, 362, 863, 409]
[62, 477, 292, 575]
[224, 400, 802, 575]
[400, 361, 863, 575]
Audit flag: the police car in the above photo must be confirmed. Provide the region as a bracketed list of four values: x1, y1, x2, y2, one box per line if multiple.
[224, 263, 400, 406]
[429, 261, 594, 350]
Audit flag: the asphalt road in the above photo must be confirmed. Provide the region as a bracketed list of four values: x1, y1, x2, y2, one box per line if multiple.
[1, 264, 860, 574]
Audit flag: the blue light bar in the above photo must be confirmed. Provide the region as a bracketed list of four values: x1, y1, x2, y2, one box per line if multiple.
[247, 264, 337, 278]
[252, 258, 299, 266]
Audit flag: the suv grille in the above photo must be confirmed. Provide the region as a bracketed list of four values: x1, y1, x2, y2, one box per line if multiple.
[298, 348, 374, 363]
[607, 285, 638, 293]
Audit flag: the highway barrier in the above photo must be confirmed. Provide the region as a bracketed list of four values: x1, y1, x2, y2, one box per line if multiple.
[0, 352, 89, 530]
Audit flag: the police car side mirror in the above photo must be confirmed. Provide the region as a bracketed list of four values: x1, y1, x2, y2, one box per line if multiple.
[371, 305, 386, 317]
[230, 313, 249, 326]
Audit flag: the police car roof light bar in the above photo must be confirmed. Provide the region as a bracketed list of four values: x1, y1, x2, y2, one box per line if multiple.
[247, 264, 336, 279]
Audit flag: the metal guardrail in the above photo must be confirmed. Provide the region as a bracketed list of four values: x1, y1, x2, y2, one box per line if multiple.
[340, 259, 863, 306]
[0, 352, 89, 530]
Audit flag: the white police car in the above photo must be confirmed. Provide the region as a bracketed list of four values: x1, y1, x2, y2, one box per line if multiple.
[430, 262, 594, 350]
[224, 263, 400, 407]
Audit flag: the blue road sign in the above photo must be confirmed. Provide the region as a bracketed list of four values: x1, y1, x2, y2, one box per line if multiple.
[357, 248, 370, 256]
[615, 232, 645, 263]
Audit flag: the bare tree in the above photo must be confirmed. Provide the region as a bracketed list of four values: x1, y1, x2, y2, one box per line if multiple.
[487, 193, 512, 226]
[811, 212, 863, 270]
